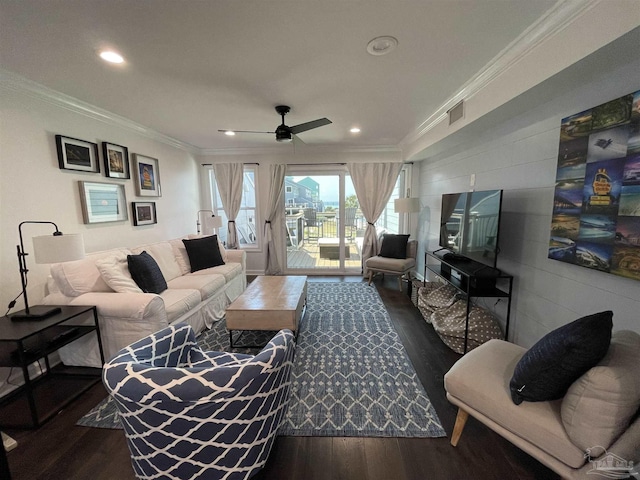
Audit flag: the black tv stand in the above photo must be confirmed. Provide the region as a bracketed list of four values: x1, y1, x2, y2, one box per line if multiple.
[424, 250, 513, 353]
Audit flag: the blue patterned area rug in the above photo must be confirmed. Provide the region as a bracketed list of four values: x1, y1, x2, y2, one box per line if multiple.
[77, 282, 445, 438]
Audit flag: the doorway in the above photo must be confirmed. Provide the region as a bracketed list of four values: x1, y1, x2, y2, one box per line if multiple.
[284, 170, 362, 274]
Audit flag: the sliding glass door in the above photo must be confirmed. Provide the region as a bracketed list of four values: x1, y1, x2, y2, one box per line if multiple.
[284, 169, 362, 274]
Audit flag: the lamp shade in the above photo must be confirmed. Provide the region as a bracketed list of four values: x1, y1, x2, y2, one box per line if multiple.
[207, 215, 223, 229]
[394, 197, 420, 214]
[32, 234, 85, 264]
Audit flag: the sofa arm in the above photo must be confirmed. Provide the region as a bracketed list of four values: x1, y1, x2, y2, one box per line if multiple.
[226, 249, 246, 271]
[44, 291, 165, 322]
[44, 292, 169, 365]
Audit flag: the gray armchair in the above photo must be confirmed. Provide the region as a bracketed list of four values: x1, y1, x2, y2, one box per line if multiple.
[365, 235, 418, 291]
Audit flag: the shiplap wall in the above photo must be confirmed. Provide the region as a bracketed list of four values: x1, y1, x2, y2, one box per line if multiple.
[415, 59, 640, 348]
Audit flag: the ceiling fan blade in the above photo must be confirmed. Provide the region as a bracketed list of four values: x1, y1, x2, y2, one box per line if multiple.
[289, 118, 332, 134]
[217, 129, 275, 134]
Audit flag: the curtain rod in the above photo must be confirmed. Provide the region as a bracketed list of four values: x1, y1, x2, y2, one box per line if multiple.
[287, 162, 347, 166]
[201, 163, 259, 166]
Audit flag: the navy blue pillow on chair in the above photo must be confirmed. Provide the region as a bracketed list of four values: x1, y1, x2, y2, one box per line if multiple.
[127, 251, 167, 294]
[182, 235, 225, 272]
[379, 234, 410, 259]
[509, 311, 613, 405]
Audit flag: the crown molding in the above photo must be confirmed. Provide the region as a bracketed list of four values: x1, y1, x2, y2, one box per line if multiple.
[0, 69, 200, 154]
[199, 144, 402, 157]
[401, 0, 600, 146]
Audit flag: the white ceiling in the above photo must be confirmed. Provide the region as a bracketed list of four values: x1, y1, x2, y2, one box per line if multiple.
[1, 0, 572, 153]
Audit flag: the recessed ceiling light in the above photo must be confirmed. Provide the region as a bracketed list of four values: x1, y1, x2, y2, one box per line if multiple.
[350, 127, 361, 134]
[224, 130, 236, 136]
[366, 36, 398, 56]
[99, 50, 124, 64]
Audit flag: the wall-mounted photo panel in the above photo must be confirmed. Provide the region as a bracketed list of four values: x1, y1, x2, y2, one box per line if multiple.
[78, 181, 128, 224]
[132, 201, 157, 226]
[56, 135, 100, 173]
[549, 90, 640, 281]
[102, 142, 130, 179]
[133, 154, 161, 197]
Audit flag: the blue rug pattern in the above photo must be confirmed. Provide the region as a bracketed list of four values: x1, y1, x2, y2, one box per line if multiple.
[78, 282, 445, 438]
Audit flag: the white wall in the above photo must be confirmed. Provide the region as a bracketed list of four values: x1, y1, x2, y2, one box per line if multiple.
[415, 58, 640, 348]
[0, 87, 201, 312]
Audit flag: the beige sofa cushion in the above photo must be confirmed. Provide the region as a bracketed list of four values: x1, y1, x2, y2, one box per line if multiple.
[171, 235, 228, 275]
[131, 242, 182, 282]
[159, 288, 202, 323]
[95, 251, 143, 293]
[167, 274, 226, 300]
[51, 248, 130, 297]
[561, 330, 640, 456]
[190, 262, 242, 283]
[444, 339, 586, 468]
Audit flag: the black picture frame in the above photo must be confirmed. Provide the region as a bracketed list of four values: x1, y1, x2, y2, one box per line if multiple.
[102, 142, 130, 179]
[132, 201, 157, 226]
[56, 135, 100, 173]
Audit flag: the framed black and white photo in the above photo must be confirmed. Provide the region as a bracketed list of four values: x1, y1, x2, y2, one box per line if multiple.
[102, 142, 130, 179]
[56, 135, 100, 173]
[133, 154, 161, 197]
[78, 181, 127, 224]
[132, 201, 157, 226]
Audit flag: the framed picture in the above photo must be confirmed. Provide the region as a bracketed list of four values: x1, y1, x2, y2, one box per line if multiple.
[78, 181, 127, 224]
[56, 135, 100, 173]
[102, 142, 130, 179]
[132, 201, 157, 226]
[133, 154, 162, 197]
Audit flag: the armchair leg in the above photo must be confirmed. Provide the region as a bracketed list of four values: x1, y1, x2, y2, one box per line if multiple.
[397, 276, 403, 291]
[451, 408, 469, 446]
[368, 270, 374, 285]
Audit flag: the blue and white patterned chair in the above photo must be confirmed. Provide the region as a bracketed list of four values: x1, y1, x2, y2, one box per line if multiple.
[102, 323, 295, 480]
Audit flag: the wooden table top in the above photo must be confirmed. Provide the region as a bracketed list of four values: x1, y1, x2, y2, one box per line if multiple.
[227, 275, 307, 312]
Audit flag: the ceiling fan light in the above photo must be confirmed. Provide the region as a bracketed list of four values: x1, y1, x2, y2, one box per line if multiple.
[276, 133, 292, 142]
[99, 50, 125, 64]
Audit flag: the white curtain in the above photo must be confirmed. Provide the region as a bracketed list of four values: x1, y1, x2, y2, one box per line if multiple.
[213, 163, 244, 249]
[348, 162, 403, 274]
[265, 164, 286, 275]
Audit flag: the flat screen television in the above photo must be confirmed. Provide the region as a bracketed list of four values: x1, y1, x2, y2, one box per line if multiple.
[438, 189, 503, 268]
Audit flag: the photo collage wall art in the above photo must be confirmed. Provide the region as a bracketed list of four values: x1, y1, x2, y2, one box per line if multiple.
[549, 89, 640, 281]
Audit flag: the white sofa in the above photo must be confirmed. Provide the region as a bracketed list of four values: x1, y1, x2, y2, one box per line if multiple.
[42, 235, 247, 368]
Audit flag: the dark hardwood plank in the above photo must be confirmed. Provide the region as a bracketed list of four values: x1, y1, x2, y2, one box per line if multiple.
[4, 275, 559, 480]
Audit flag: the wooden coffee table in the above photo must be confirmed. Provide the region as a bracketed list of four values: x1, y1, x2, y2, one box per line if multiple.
[226, 275, 307, 348]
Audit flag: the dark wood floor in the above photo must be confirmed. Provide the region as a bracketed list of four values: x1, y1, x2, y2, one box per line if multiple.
[4, 276, 558, 480]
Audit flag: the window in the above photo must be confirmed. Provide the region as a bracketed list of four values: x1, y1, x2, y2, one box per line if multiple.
[375, 168, 407, 235]
[208, 165, 259, 249]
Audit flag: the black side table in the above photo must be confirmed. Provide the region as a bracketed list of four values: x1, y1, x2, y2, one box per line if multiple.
[0, 305, 104, 429]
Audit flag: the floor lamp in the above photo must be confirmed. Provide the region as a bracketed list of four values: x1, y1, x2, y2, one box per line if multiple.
[197, 210, 223, 235]
[11, 221, 85, 320]
[394, 197, 420, 237]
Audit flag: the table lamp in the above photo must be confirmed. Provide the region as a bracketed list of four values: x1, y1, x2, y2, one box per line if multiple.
[11, 221, 85, 320]
[196, 210, 223, 235]
[394, 196, 420, 236]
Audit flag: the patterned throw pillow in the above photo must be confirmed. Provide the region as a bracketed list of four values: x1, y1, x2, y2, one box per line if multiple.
[127, 251, 168, 294]
[509, 311, 613, 405]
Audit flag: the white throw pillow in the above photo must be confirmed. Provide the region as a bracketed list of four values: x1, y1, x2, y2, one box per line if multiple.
[95, 252, 143, 293]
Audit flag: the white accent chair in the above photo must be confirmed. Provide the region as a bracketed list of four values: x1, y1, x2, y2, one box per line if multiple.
[365, 237, 418, 291]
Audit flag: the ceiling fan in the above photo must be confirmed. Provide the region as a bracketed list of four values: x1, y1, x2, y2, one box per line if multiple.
[218, 105, 332, 143]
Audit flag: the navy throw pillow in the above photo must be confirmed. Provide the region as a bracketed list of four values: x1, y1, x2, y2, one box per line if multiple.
[509, 311, 613, 405]
[182, 235, 225, 272]
[379, 234, 410, 259]
[127, 251, 167, 294]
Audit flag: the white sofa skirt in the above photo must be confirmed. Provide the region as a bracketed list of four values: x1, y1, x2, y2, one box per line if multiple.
[58, 274, 246, 368]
